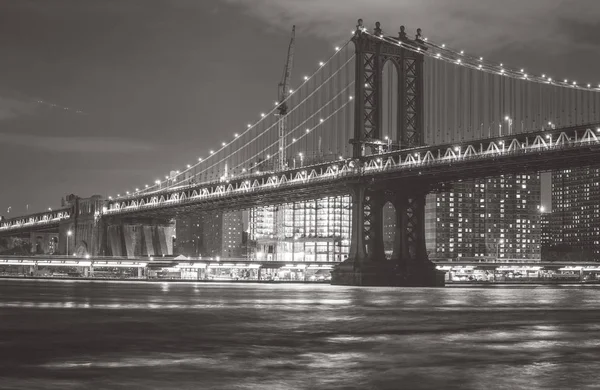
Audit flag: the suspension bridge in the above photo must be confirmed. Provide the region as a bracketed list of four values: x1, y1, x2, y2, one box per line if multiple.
[2, 20, 600, 286]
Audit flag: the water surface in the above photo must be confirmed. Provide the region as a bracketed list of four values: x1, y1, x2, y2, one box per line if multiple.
[1, 279, 600, 389]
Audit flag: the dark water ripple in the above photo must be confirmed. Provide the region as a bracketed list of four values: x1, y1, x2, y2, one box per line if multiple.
[1, 280, 600, 389]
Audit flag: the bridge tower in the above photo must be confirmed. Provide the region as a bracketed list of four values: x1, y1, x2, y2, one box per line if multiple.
[332, 20, 444, 287]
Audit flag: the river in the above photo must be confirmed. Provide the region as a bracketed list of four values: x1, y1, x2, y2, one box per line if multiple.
[1, 279, 600, 389]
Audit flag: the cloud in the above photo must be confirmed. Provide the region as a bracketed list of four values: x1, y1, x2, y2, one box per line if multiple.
[0, 133, 155, 153]
[0, 96, 37, 121]
[222, 0, 600, 53]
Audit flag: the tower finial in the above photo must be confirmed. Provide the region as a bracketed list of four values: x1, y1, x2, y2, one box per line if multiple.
[355, 19, 364, 36]
[399, 25, 407, 40]
[416, 28, 423, 42]
[374, 21, 382, 36]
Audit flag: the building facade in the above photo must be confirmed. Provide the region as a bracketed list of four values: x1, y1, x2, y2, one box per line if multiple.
[540, 211, 552, 249]
[249, 196, 351, 262]
[425, 174, 542, 259]
[175, 210, 244, 258]
[551, 167, 600, 260]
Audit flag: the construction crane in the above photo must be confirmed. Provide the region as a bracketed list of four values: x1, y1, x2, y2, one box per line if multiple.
[276, 25, 295, 171]
[273, 26, 296, 262]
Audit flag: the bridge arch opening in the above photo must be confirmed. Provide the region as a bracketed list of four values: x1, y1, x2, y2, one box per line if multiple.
[381, 59, 399, 150]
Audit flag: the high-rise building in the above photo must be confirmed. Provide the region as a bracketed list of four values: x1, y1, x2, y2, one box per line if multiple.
[249, 196, 351, 262]
[175, 210, 244, 258]
[383, 202, 396, 256]
[425, 174, 542, 259]
[219, 211, 244, 258]
[174, 216, 201, 257]
[540, 211, 552, 248]
[551, 167, 600, 260]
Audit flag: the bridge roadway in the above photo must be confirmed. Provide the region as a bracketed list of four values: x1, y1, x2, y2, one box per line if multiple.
[104, 122, 600, 219]
[1, 122, 599, 231]
[0, 209, 70, 234]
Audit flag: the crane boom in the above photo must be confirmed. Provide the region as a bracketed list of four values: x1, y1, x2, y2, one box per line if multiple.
[278, 25, 295, 115]
[277, 26, 295, 172]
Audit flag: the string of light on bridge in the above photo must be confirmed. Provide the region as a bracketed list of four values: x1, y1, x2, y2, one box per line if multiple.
[230, 90, 355, 174]
[362, 29, 600, 92]
[187, 58, 356, 181]
[111, 37, 355, 200]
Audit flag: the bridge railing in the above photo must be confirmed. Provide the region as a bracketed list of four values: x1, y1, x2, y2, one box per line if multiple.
[0, 209, 71, 232]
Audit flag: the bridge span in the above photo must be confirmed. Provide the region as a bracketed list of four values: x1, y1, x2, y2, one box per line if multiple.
[3, 20, 600, 286]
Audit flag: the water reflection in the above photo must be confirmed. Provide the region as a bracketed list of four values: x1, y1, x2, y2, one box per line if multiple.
[0, 279, 599, 389]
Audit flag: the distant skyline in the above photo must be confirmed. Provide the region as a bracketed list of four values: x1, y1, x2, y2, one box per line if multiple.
[2, 0, 600, 214]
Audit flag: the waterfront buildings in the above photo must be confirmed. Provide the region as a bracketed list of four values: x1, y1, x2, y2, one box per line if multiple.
[540, 211, 552, 248]
[175, 210, 244, 258]
[551, 167, 600, 260]
[425, 174, 542, 259]
[249, 196, 351, 262]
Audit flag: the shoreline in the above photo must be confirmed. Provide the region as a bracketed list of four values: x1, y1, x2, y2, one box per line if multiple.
[0, 275, 327, 284]
[0, 275, 599, 287]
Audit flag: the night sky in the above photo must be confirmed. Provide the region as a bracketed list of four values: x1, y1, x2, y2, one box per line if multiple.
[1, 0, 599, 215]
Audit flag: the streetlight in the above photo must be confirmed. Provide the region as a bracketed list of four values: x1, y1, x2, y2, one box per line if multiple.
[505, 116, 513, 135]
[66, 230, 72, 256]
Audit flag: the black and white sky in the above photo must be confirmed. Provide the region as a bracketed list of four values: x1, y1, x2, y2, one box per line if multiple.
[2, 0, 600, 214]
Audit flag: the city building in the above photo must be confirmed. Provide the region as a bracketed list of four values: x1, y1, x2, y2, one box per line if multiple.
[249, 196, 351, 262]
[551, 167, 600, 260]
[213, 210, 244, 258]
[425, 174, 542, 259]
[174, 216, 202, 257]
[540, 211, 552, 248]
[383, 202, 396, 256]
[175, 210, 244, 258]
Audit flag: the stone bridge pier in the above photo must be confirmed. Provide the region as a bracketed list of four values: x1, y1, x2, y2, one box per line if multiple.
[331, 181, 445, 287]
[101, 217, 175, 258]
